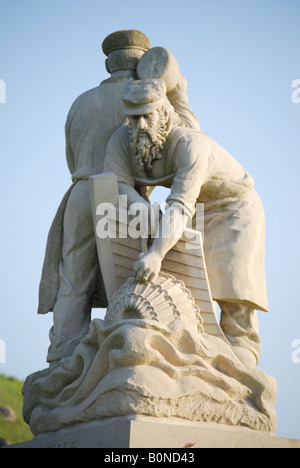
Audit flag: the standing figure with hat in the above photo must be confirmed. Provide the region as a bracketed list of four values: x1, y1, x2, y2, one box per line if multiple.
[38, 31, 200, 364]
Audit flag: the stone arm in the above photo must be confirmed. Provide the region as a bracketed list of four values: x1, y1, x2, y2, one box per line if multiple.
[133, 135, 210, 283]
[119, 183, 151, 209]
[133, 203, 190, 283]
[104, 128, 210, 284]
[167, 74, 200, 131]
[118, 182, 190, 283]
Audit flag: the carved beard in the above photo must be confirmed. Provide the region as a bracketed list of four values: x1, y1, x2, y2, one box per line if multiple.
[129, 112, 169, 172]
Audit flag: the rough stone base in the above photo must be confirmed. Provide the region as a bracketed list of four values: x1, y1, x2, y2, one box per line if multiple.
[7, 417, 300, 449]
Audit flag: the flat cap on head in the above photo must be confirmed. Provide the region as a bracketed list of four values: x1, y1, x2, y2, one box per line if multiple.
[122, 79, 167, 115]
[102, 30, 151, 56]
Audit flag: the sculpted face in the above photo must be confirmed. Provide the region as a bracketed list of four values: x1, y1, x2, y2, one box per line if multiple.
[129, 110, 160, 131]
[128, 106, 170, 172]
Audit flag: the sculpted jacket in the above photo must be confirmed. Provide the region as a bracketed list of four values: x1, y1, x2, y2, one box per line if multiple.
[104, 125, 269, 312]
[38, 77, 200, 315]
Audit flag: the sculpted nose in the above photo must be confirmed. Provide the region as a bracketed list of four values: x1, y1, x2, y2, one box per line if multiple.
[137, 116, 147, 130]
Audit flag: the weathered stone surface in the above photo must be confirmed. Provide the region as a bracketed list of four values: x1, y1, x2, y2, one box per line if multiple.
[23, 275, 277, 436]
[22, 31, 279, 446]
[7, 417, 300, 449]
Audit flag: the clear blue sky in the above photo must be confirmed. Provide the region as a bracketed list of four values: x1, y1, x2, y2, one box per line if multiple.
[0, 0, 299, 440]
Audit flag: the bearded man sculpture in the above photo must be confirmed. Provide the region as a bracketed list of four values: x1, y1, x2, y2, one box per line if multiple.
[22, 41, 279, 444]
[38, 31, 200, 365]
[104, 78, 268, 367]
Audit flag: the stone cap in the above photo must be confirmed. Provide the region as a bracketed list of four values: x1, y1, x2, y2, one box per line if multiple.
[102, 30, 151, 56]
[122, 79, 167, 115]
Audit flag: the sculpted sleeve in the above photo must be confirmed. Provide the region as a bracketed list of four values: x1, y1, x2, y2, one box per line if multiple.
[104, 126, 135, 187]
[167, 133, 211, 219]
[167, 74, 200, 131]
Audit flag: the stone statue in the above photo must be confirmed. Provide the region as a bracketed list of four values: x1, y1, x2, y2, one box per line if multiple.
[37, 30, 200, 364]
[103, 78, 268, 367]
[22, 273, 277, 435]
[22, 32, 278, 444]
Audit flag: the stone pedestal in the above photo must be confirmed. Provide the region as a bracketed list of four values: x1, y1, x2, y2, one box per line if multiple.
[8, 417, 300, 449]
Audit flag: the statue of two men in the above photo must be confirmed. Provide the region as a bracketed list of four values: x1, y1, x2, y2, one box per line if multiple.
[38, 30, 268, 368]
[38, 30, 200, 364]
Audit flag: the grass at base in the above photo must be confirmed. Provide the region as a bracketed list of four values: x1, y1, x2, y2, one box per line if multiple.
[0, 374, 33, 445]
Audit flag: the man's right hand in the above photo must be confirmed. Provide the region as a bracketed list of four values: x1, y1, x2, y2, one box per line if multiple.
[133, 250, 163, 284]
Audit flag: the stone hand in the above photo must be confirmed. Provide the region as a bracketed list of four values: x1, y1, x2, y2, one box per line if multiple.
[133, 251, 163, 283]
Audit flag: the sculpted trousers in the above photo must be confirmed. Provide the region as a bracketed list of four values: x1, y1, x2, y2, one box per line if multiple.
[47, 181, 101, 363]
[218, 300, 261, 364]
